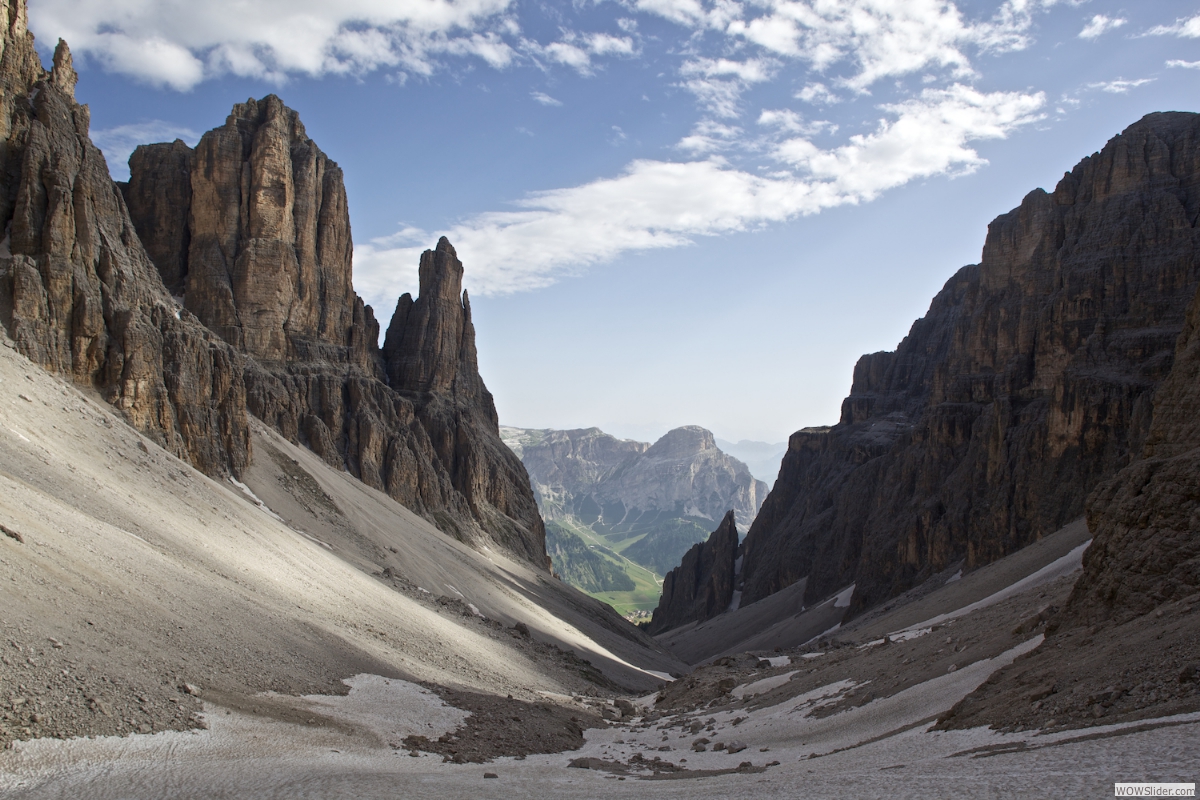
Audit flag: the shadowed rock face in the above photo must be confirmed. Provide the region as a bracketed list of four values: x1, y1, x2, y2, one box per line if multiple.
[648, 510, 739, 635]
[1071, 280, 1200, 624]
[0, 4, 251, 477]
[123, 95, 547, 567]
[730, 111, 1200, 620]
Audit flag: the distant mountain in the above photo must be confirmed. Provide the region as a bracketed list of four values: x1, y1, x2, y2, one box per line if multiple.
[714, 438, 788, 486]
[501, 425, 767, 612]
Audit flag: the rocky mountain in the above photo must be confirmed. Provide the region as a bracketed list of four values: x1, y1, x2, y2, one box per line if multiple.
[936, 277, 1200, 734]
[120, 98, 545, 565]
[647, 510, 740, 635]
[503, 424, 765, 593]
[648, 111, 1200, 634]
[0, 3, 545, 567]
[0, 6, 251, 477]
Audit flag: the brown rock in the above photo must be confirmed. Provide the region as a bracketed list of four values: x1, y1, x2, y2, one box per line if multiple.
[0, 3, 250, 478]
[124, 99, 546, 565]
[734, 111, 1200, 618]
[648, 510, 739, 634]
[121, 140, 193, 295]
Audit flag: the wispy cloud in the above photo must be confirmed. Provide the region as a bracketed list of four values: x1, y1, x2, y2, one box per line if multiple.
[1079, 15, 1126, 40]
[1088, 78, 1154, 94]
[757, 109, 836, 136]
[1144, 14, 1200, 38]
[526, 31, 636, 75]
[1167, 59, 1200, 69]
[91, 121, 200, 180]
[637, 0, 1050, 97]
[679, 57, 776, 117]
[530, 90, 562, 106]
[676, 119, 743, 154]
[354, 85, 1044, 302]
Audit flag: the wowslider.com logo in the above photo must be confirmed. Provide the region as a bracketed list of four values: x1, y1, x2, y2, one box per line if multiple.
[1115, 784, 1196, 797]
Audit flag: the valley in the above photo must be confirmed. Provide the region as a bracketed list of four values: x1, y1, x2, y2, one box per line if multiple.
[503, 425, 765, 617]
[0, 0, 1198, 795]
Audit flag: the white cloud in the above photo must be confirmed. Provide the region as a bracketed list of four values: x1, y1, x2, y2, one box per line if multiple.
[1088, 78, 1154, 94]
[1167, 59, 1200, 69]
[795, 82, 840, 105]
[772, 85, 1044, 198]
[1078, 14, 1126, 40]
[757, 108, 835, 136]
[29, 0, 520, 89]
[354, 84, 1044, 301]
[1144, 14, 1200, 38]
[531, 90, 563, 106]
[529, 31, 637, 75]
[679, 57, 775, 117]
[91, 121, 200, 181]
[676, 119, 742, 154]
[637, 0, 1059, 100]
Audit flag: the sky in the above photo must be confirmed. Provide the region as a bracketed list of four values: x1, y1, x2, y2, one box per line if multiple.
[27, 0, 1200, 445]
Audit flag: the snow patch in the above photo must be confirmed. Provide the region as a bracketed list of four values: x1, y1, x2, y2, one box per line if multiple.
[643, 670, 676, 682]
[732, 670, 798, 699]
[945, 569, 962, 584]
[726, 589, 742, 612]
[228, 478, 284, 522]
[767, 655, 791, 667]
[833, 583, 855, 608]
[898, 541, 1091, 633]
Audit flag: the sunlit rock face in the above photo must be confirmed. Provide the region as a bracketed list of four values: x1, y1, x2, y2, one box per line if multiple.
[120, 95, 546, 567]
[0, 9, 251, 477]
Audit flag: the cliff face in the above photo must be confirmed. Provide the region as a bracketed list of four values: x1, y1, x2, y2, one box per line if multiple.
[647, 510, 739, 635]
[0, 4, 250, 476]
[736, 112, 1200, 617]
[123, 98, 546, 566]
[1071, 280, 1200, 623]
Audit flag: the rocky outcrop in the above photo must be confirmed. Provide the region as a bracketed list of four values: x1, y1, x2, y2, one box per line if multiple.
[647, 510, 739, 635]
[728, 112, 1200, 620]
[0, 2, 250, 476]
[123, 97, 545, 565]
[1070, 280, 1200, 623]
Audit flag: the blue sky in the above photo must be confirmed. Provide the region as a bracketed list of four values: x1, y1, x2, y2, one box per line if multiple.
[29, 0, 1200, 445]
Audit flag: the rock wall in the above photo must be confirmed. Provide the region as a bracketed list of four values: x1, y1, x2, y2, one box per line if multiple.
[123, 97, 546, 566]
[734, 112, 1200, 619]
[1070, 280, 1200, 623]
[648, 510, 739, 635]
[0, 2, 250, 477]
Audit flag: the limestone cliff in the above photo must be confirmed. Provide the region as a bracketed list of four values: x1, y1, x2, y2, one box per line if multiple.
[732, 111, 1200, 620]
[124, 99, 546, 566]
[647, 510, 739, 635]
[0, 2, 250, 476]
